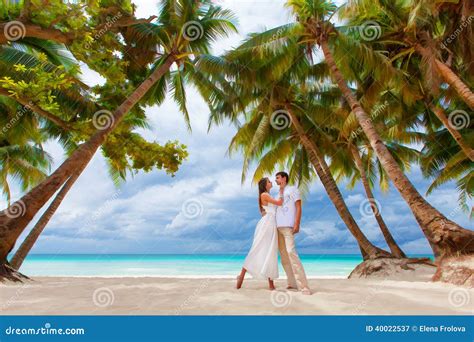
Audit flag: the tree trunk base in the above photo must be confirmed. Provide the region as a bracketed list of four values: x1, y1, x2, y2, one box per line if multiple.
[432, 255, 474, 288]
[348, 257, 436, 280]
[370, 248, 394, 260]
[0, 263, 30, 283]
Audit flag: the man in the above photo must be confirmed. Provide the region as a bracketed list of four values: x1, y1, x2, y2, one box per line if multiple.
[275, 171, 311, 295]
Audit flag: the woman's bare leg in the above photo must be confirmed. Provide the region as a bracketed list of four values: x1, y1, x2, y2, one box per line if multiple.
[236, 268, 246, 289]
[268, 278, 275, 290]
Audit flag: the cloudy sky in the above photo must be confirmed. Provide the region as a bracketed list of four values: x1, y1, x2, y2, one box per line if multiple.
[7, 0, 472, 256]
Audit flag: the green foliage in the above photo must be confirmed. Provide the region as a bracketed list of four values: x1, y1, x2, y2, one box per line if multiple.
[0, 59, 74, 113]
[0, 0, 239, 199]
[203, 0, 472, 220]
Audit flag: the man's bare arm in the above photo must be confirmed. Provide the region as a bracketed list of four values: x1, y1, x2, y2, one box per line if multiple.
[293, 200, 302, 234]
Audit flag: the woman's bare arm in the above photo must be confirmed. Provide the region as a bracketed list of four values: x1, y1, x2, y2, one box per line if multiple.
[261, 192, 283, 206]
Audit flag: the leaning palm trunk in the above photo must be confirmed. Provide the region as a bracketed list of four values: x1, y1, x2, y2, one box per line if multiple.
[415, 45, 474, 110]
[288, 109, 391, 260]
[350, 145, 407, 258]
[0, 55, 176, 280]
[429, 104, 474, 161]
[434, 59, 474, 110]
[9, 171, 81, 270]
[321, 38, 474, 258]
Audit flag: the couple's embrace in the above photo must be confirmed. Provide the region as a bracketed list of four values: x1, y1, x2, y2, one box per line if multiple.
[236, 172, 312, 295]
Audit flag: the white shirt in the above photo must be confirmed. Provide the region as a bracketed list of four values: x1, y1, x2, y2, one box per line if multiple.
[275, 185, 301, 228]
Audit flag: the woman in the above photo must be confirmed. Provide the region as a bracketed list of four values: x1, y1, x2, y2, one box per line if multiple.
[236, 177, 284, 290]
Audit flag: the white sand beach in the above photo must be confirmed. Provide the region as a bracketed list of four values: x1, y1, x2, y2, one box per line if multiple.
[1, 276, 472, 315]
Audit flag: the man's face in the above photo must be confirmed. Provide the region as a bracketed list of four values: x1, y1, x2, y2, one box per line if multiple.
[275, 175, 286, 186]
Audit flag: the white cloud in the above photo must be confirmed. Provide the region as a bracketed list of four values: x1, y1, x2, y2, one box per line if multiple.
[299, 220, 351, 247]
[344, 193, 365, 206]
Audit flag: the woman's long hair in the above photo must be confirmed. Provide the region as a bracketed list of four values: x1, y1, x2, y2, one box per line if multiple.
[258, 177, 269, 213]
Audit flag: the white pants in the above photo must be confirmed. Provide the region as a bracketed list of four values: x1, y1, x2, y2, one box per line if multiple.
[277, 227, 309, 290]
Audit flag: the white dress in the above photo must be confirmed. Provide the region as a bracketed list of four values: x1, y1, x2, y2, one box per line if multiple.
[243, 203, 279, 280]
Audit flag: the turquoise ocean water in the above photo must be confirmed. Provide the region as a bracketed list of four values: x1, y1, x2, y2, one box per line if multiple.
[19, 254, 433, 278]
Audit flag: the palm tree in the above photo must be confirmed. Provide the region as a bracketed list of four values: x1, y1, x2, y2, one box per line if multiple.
[330, 84, 426, 259]
[0, 0, 237, 281]
[341, 0, 474, 159]
[0, 143, 51, 204]
[344, 52, 472, 213]
[421, 127, 473, 218]
[0, 139, 50, 198]
[349, 144, 407, 257]
[0, 35, 144, 271]
[0, 94, 52, 204]
[288, 108, 390, 259]
[9, 171, 80, 270]
[427, 103, 473, 161]
[328, 104, 411, 259]
[203, 46, 391, 259]
[344, 0, 474, 109]
[274, 0, 473, 258]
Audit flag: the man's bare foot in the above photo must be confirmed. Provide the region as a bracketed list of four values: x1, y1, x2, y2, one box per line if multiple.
[301, 288, 312, 295]
[236, 275, 243, 289]
[287, 285, 297, 290]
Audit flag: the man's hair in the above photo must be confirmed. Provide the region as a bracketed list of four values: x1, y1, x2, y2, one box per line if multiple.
[275, 171, 289, 183]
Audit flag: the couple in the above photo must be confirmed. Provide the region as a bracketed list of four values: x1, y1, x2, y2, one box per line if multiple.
[236, 171, 311, 295]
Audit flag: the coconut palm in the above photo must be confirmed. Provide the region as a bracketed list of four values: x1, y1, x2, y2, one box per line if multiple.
[0, 73, 54, 204]
[0, 37, 163, 273]
[421, 126, 474, 218]
[340, 0, 474, 160]
[0, 140, 51, 205]
[342, 49, 473, 210]
[0, 0, 237, 281]
[9, 171, 80, 270]
[342, 0, 474, 108]
[328, 77, 427, 259]
[328, 108, 413, 259]
[202, 44, 391, 259]
[250, 0, 473, 258]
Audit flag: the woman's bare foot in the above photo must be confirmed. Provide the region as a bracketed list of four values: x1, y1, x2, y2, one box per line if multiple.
[236, 268, 246, 289]
[236, 275, 243, 289]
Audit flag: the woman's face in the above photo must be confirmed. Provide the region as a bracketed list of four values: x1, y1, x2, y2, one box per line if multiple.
[266, 179, 272, 192]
